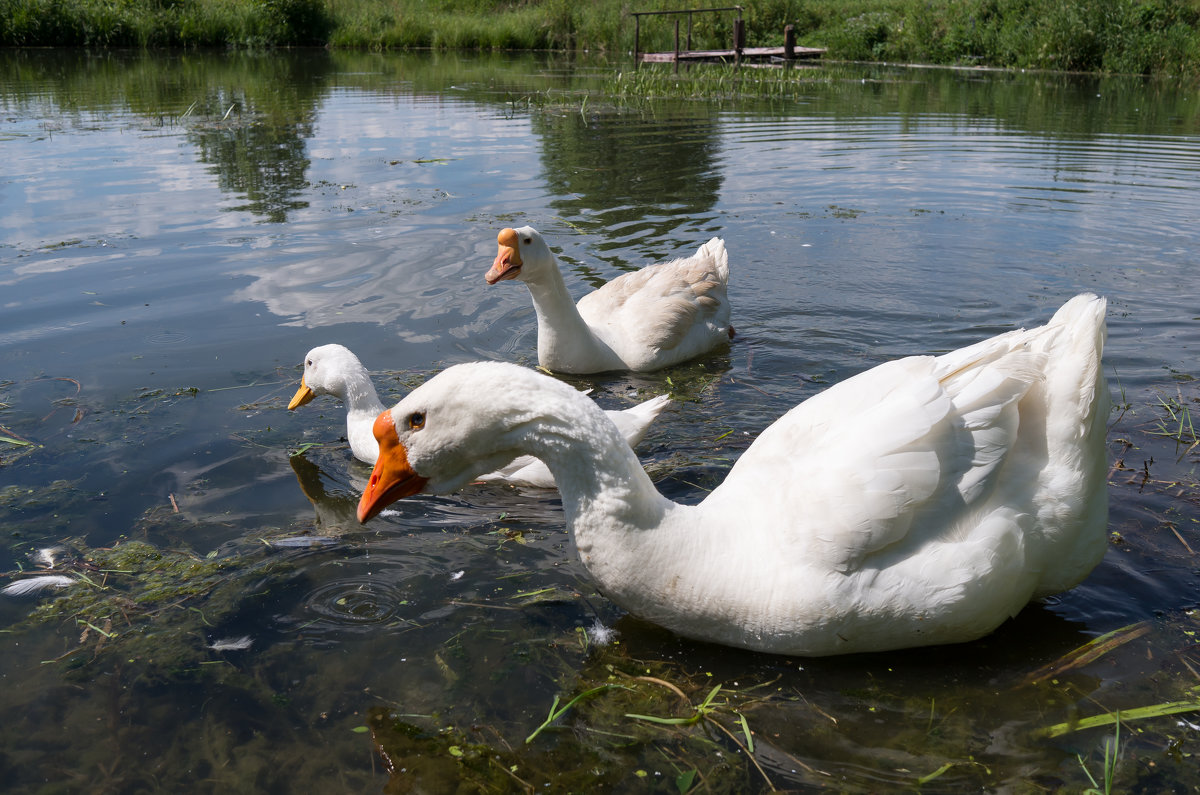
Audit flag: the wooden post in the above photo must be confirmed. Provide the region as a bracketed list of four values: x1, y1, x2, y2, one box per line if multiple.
[784, 24, 796, 60]
[634, 15, 640, 64]
[673, 18, 680, 73]
[733, 17, 744, 65]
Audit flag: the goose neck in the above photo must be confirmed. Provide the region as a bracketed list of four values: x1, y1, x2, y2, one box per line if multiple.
[340, 370, 385, 416]
[520, 398, 672, 536]
[524, 264, 597, 344]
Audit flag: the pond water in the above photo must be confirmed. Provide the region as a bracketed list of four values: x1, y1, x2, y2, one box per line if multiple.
[1, 48, 1199, 792]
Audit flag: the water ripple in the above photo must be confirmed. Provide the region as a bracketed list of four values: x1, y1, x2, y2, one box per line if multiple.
[145, 331, 189, 345]
[304, 577, 406, 626]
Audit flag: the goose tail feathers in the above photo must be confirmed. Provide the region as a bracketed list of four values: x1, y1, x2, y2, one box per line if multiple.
[696, 237, 729, 283]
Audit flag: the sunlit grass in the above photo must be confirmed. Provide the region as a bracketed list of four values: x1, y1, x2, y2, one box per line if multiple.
[1149, 387, 1199, 453]
[1, 0, 1198, 74]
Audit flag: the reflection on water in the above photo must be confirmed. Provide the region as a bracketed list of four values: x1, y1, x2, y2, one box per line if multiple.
[535, 108, 726, 272]
[1, 49, 1199, 792]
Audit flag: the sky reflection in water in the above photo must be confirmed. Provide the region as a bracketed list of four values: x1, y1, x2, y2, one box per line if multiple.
[1, 49, 1199, 792]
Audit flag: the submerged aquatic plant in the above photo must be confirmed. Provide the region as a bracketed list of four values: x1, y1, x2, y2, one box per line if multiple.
[626, 682, 726, 727]
[2, 532, 297, 681]
[1040, 698, 1200, 739]
[369, 660, 772, 792]
[1078, 721, 1120, 795]
[1023, 622, 1151, 686]
[526, 684, 621, 743]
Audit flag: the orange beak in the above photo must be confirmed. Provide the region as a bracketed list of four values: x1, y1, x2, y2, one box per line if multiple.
[485, 227, 523, 285]
[287, 377, 315, 410]
[357, 411, 429, 522]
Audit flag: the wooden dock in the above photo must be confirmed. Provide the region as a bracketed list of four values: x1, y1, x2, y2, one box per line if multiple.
[632, 6, 825, 66]
[639, 45, 826, 64]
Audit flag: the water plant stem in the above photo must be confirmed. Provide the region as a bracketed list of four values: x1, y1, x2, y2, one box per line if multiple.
[526, 684, 619, 744]
[1040, 699, 1200, 738]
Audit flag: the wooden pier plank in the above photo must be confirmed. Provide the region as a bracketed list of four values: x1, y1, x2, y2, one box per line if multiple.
[640, 45, 826, 63]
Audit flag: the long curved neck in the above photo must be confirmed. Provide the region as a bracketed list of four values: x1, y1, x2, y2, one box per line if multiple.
[513, 391, 716, 624]
[523, 261, 615, 372]
[514, 391, 674, 538]
[336, 368, 385, 419]
[333, 368, 387, 463]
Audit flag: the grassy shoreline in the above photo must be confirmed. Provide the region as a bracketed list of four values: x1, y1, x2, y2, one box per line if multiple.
[1, 0, 1199, 76]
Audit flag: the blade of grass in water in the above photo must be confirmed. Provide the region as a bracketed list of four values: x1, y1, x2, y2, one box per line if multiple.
[918, 762, 956, 785]
[1022, 621, 1150, 685]
[1040, 699, 1200, 738]
[526, 684, 619, 744]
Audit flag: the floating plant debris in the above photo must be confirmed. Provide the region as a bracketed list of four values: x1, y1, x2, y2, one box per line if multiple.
[2, 532, 298, 679]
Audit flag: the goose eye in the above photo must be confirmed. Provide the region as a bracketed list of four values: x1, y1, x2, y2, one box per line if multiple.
[523, 236, 531, 244]
[306, 359, 312, 367]
[408, 412, 425, 430]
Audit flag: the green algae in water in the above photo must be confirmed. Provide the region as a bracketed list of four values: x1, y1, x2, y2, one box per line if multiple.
[366, 596, 1200, 793]
[367, 657, 761, 793]
[8, 534, 298, 681]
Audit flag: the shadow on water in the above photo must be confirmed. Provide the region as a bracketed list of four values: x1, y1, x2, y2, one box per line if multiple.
[1, 48, 1199, 793]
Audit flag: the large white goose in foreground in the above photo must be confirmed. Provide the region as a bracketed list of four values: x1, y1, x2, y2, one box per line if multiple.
[357, 295, 1110, 656]
[485, 226, 732, 374]
[288, 343, 670, 488]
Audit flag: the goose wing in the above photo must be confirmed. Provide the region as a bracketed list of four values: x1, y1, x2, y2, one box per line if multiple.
[710, 343, 1046, 575]
[577, 239, 729, 356]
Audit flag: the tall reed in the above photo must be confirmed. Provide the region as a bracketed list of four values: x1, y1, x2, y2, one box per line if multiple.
[2, 0, 1198, 75]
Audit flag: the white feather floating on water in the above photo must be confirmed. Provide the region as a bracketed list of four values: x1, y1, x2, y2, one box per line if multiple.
[586, 619, 618, 647]
[263, 536, 337, 548]
[208, 636, 254, 651]
[34, 546, 65, 569]
[2, 575, 77, 597]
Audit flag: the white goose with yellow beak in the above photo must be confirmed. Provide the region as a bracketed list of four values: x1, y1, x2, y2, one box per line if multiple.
[358, 296, 1110, 656]
[288, 343, 671, 488]
[485, 226, 732, 374]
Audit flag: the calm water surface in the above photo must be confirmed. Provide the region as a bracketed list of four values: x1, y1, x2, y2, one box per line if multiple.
[1, 50, 1199, 792]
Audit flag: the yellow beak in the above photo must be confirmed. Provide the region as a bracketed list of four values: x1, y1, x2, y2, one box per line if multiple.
[288, 377, 316, 410]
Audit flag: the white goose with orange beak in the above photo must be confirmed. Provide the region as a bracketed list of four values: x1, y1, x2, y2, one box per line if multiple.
[288, 343, 670, 488]
[485, 226, 732, 374]
[358, 295, 1110, 656]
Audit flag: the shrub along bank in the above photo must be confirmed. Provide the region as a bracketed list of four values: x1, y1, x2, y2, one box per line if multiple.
[1, 0, 1198, 75]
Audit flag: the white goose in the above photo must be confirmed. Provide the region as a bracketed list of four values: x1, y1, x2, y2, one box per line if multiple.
[288, 343, 670, 488]
[357, 296, 1110, 656]
[485, 226, 732, 374]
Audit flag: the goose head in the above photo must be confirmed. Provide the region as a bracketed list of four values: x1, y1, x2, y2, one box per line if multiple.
[288, 344, 363, 409]
[485, 225, 554, 285]
[357, 362, 561, 521]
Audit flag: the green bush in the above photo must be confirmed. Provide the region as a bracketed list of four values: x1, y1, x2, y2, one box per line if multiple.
[0, 0, 1197, 73]
[260, 0, 334, 45]
[828, 11, 896, 61]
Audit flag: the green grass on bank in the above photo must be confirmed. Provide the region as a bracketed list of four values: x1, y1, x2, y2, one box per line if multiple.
[1, 0, 1199, 75]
